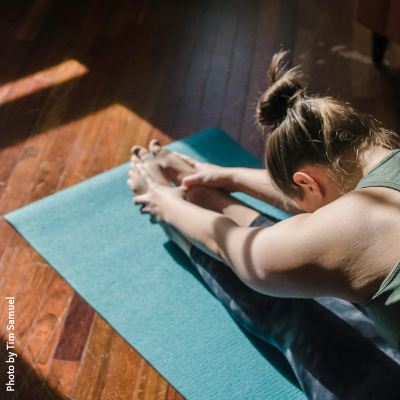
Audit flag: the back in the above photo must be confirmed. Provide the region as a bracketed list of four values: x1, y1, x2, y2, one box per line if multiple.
[355, 149, 400, 349]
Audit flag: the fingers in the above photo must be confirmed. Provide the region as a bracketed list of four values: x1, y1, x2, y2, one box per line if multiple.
[133, 193, 148, 205]
[133, 194, 155, 217]
[181, 173, 204, 188]
[171, 152, 200, 168]
[132, 192, 150, 216]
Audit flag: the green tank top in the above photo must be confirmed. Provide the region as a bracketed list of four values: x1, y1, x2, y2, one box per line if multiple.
[356, 149, 400, 350]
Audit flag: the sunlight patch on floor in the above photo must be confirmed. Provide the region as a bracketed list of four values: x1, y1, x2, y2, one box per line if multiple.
[0, 60, 89, 105]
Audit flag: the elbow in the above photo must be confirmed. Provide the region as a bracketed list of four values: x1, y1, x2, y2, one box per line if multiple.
[237, 263, 278, 295]
[206, 238, 228, 264]
[246, 274, 269, 294]
[218, 257, 267, 292]
[213, 243, 230, 265]
[234, 271, 270, 294]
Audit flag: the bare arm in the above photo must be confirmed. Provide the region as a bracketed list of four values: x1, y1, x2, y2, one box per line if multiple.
[173, 153, 303, 215]
[134, 168, 377, 302]
[158, 197, 337, 298]
[161, 198, 325, 297]
[228, 167, 303, 214]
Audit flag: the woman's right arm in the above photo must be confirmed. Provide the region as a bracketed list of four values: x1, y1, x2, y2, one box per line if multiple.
[173, 153, 303, 215]
[227, 167, 303, 214]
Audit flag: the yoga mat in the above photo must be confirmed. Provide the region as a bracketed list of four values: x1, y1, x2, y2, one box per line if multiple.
[5, 128, 303, 399]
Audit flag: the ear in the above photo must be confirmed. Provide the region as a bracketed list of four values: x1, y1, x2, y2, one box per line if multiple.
[293, 171, 324, 200]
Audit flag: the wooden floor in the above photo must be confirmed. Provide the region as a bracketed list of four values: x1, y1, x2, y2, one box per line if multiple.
[1, 0, 400, 398]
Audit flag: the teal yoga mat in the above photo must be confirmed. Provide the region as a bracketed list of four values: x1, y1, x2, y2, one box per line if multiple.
[5, 128, 304, 399]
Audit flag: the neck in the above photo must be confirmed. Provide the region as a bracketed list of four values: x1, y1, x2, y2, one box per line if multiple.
[340, 146, 393, 193]
[359, 146, 392, 177]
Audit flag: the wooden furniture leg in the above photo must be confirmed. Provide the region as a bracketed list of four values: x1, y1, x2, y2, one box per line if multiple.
[372, 31, 389, 66]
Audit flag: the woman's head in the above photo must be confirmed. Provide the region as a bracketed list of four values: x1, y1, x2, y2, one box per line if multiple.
[257, 50, 400, 211]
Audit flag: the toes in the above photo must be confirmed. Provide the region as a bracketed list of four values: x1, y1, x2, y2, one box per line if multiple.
[131, 145, 153, 162]
[126, 178, 137, 191]
[126, 178, 134, 189]
[127, 158, 149, 195]
[128, 167, 148, 180]
[149, 139, 169, 159]
[130, 154, 142, 165]
[130, 142, 173, 187]
[128, 169, 137, 178]
[126, 175, 147, 195]
[149, 139, 162, 155]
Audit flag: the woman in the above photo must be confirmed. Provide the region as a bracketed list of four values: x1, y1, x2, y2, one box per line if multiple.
[128, 51, 400, 398]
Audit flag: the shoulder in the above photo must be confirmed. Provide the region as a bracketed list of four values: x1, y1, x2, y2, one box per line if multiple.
[306, 191, 375, 264]
[250, 191, 373, 299]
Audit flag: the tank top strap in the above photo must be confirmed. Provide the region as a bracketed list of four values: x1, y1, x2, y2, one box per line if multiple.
[355, 149, 400, 191]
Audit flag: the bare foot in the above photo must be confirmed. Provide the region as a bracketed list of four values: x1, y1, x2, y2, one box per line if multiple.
[127, 145, 172, 195]
[127, 145, 193, 256]
[148, 139, 196, 185]
[147, 139, 231, 210]
[148, 139, 261, 227]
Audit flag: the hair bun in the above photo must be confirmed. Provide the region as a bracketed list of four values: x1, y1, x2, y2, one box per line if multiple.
[257, 50, 303, 127]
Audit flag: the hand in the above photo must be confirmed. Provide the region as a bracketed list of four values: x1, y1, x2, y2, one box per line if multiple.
[172, 152, 235, 191]
[133, 164, 186, 222]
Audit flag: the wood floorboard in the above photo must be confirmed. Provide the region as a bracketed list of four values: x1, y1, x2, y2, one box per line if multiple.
[13, 272, 74, 397]
[152, 0, 203, 140]
[0, 0, 400, 398]
[172, 0, 224, 139]
[100, 332, 142, 400]
[219, 0, 258, 142]
[131, 359, 169, 400]
[239, 0, 287, 159]
[70, 314, 114, 400]
[195, 0, 240, 132]
[53, 293, 95, 362]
